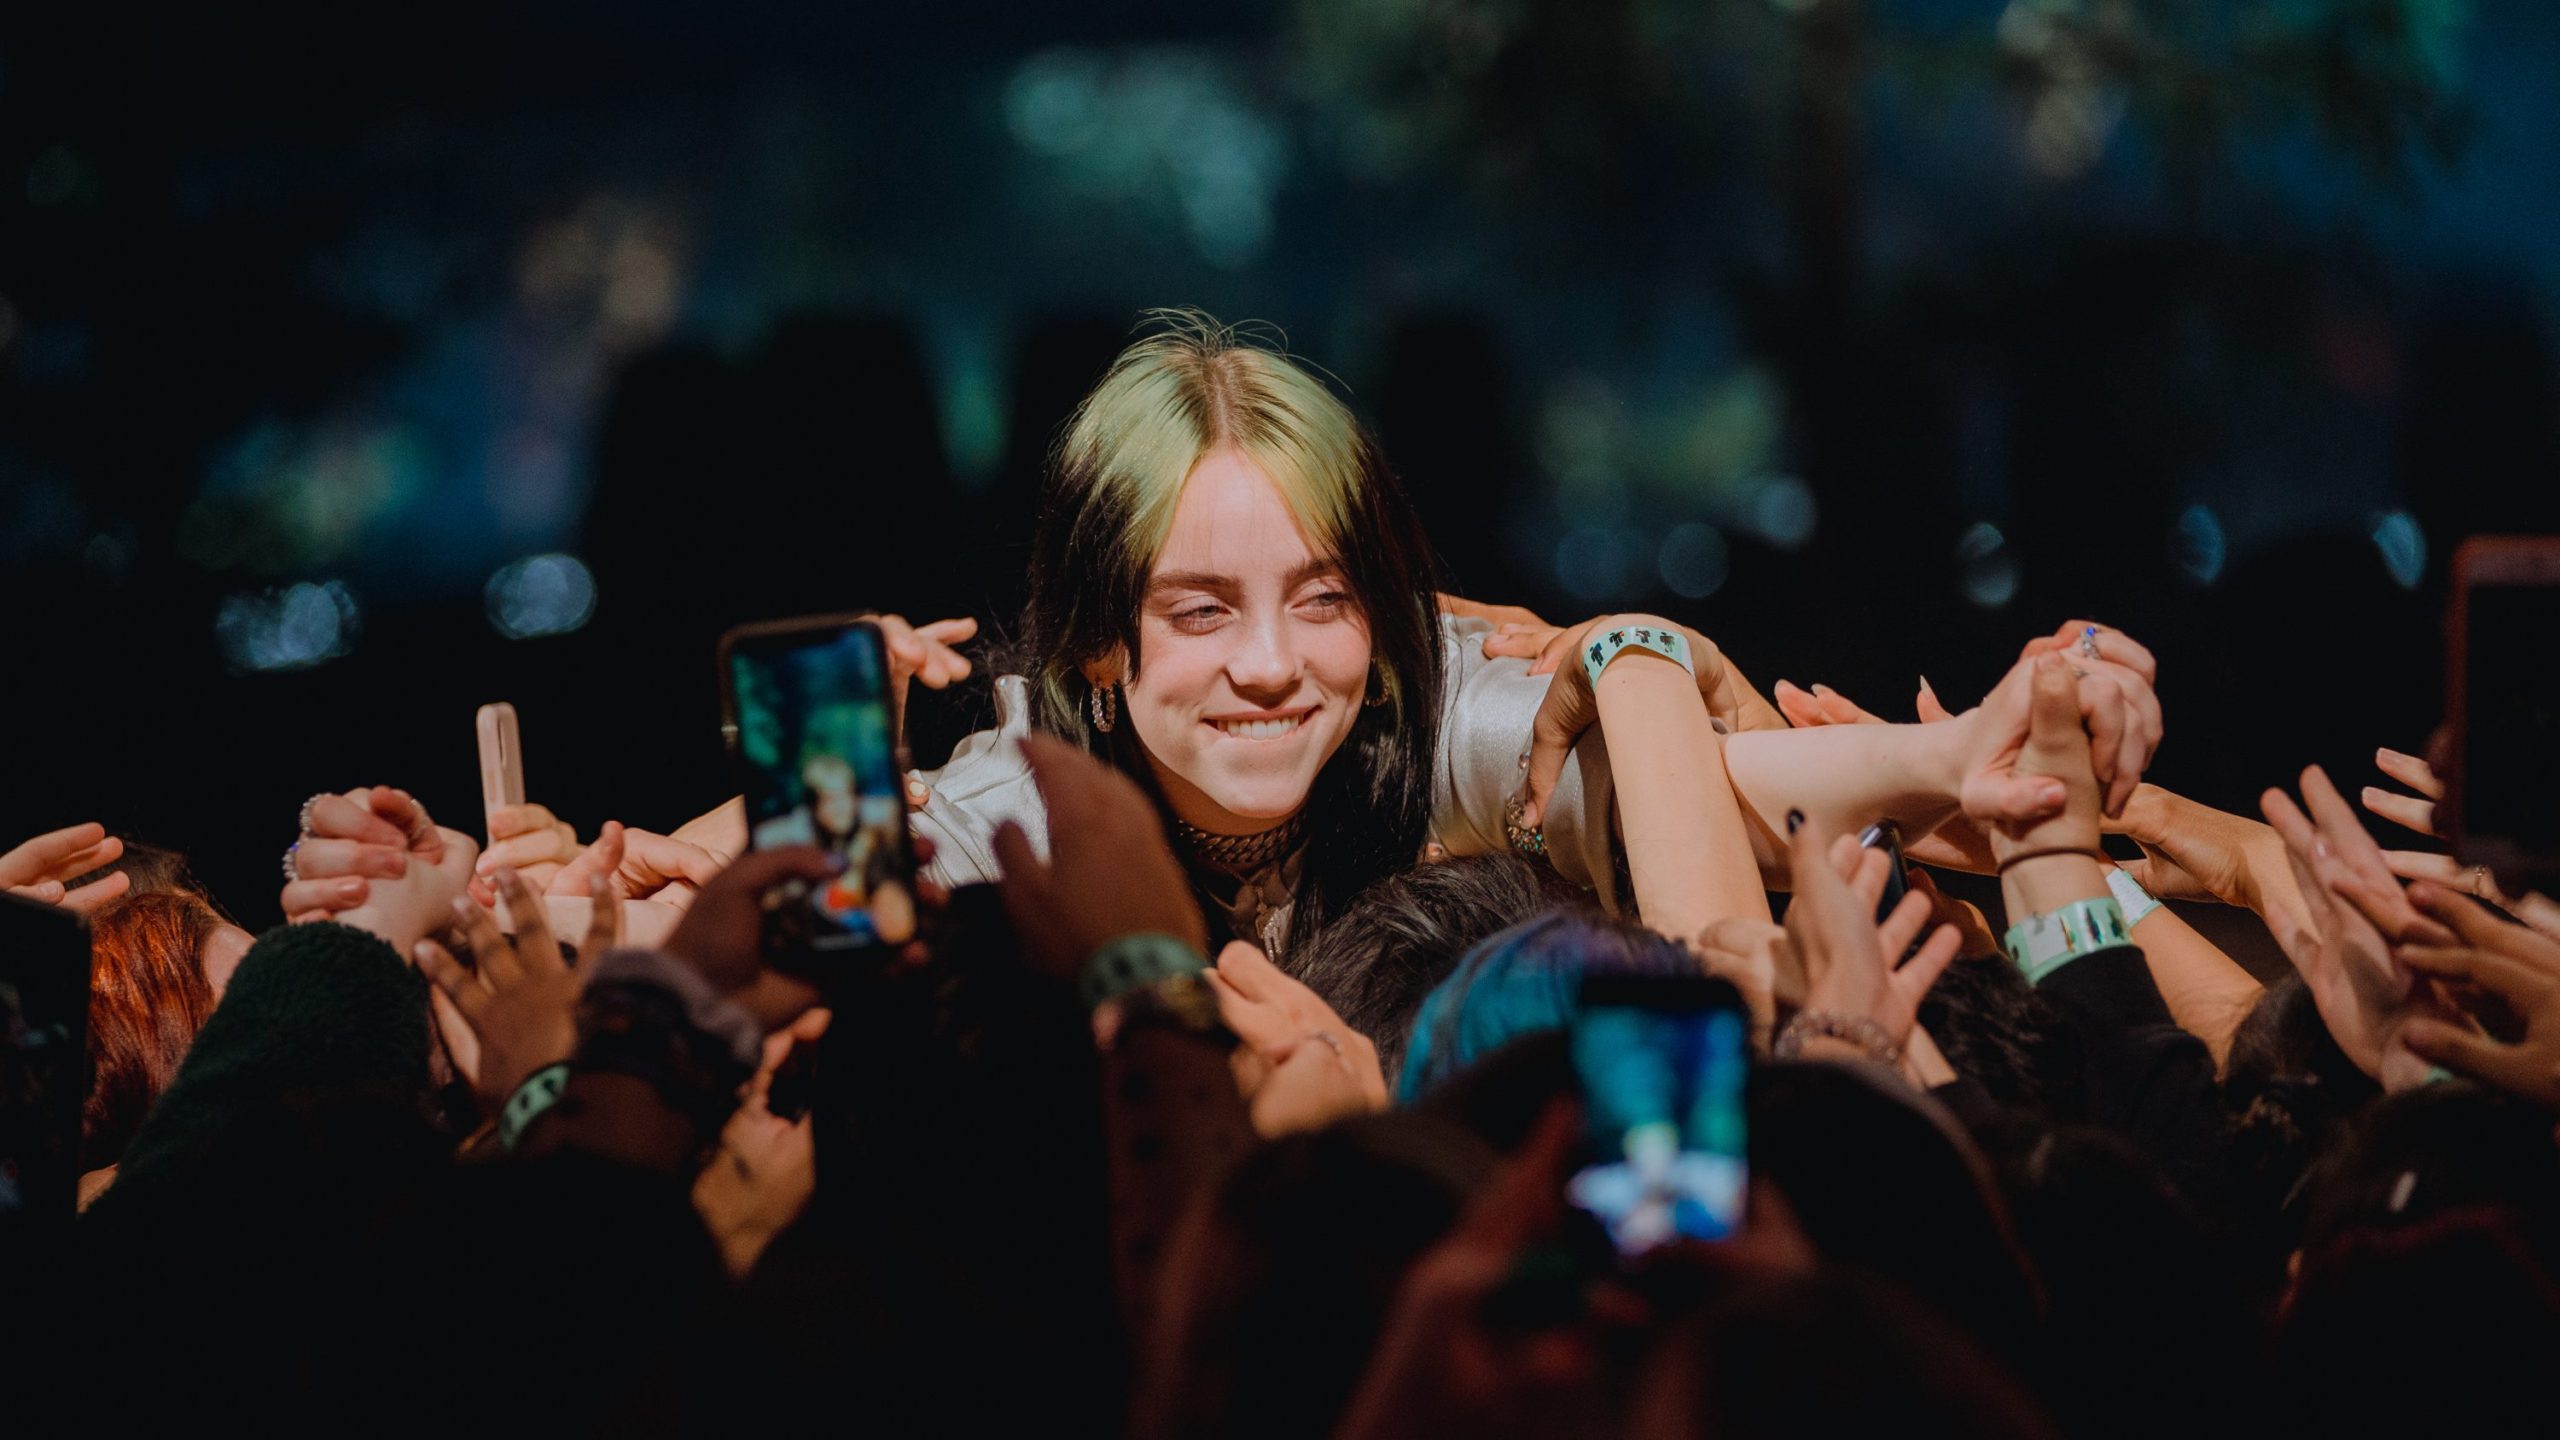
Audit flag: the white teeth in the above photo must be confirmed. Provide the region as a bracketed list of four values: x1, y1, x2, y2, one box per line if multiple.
[1215, 716, 1303, 740]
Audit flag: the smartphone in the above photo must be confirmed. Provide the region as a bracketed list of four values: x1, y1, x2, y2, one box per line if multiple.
[475, 702, 526, 819]
[1859, 819, 1909, 925]
[718, 616, 918, 958]
[763, 1039, 819, 1123]
[1567, 972, 1749, 1252]
[2447, 537, 2560, 892]
[0, 895, 90, 1224]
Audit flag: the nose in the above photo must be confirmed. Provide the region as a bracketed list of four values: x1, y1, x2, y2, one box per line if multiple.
[1225, 605, 1300, 698]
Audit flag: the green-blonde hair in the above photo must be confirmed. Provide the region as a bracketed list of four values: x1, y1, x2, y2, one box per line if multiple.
[1021, 310, 1447, 944]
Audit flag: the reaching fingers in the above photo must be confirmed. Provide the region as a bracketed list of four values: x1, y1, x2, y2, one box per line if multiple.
[450, 894, 519, 987]
[487, 803, 565, 841]
[366, 787, 444, 862]
[57, 870, 133, 915]
[2359, 786, 2439, 838]
[1518, 666, 1595, 832]
[1481, 624, 1560, 662]
[492, 867, 566, 976]
[299, 796, 409, 848]
[1895, 923, 1962, 1003]
[2400, 1017, 2548, 1101]
[549, 819, 626, 897]
[283, 875, 370, 916]
[2408, 880, 2560, 973]
[2374, 747, 2444, 800]
[292, 837, 410, 881]
[582, 870, 624, 969]
[412, 937, 489, 1011]
[1848, 845, 1893, 913]
[1213, 939, 1281, 1003]
[1876, 886, 1934, 960]
[2394, 943, 2550, 1000]
[1914, 676, 1957, 724]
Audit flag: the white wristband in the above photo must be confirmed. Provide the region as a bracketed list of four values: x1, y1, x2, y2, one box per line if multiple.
[2107, 867, 2164, 930]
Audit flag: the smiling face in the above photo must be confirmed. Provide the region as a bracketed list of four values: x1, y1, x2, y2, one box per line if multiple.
[1117, 446, 1374, 834]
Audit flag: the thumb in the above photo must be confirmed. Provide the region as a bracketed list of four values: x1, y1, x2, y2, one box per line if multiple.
[1214, 938, 1281, 999]
[1519, 676, 1589, 831]
[2027, 653, 2081, 749]
[1963, 770, 2068, 825]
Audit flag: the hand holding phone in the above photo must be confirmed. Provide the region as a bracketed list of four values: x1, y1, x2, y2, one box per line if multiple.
[2447, 538, 2560, 893]
[718, 616, 920, 962]
[1568, 972, 1750, 1252]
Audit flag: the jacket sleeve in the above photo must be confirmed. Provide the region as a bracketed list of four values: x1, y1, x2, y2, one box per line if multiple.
[106, 920, 432, 1202]
[2035, 943, 2235, 1214]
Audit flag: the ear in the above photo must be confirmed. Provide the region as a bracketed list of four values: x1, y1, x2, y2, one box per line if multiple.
[1081, 647, 1128, 688]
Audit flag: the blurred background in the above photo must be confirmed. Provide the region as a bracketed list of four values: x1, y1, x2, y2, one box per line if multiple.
[3, 0, 2552, 929]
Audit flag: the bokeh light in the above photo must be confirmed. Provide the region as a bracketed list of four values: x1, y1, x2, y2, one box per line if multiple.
[1957, 522, 2020, 608]
[1750, 477, 1817, 550]
[2371, 509, 2426, 589]
[1658, 522, 1731, 599]
[2172, 503, 2226, 584]
[215, 580, 361, 672]
[1555, 526, 1641, 602]
[485, 553, 600, 639]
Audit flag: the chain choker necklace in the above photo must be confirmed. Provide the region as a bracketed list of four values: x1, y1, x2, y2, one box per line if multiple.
[1173, 812, 1306, 872]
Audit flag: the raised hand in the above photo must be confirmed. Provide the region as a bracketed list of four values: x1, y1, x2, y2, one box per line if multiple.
[991, 733, 1206, 980]
[1783, 821, 1961, 1064]
[2397, 883, 2560, 1112]
[876, 613, 979, 720]
[1979, 622, 2163, 819]
[2260, 766, 2464, 1088]
[330, 803, 479, 956]
[1207, 939, 1387, 1134]
[545, 820, 724, 911]
[660, 847, 836, 1033]
[2356, 744, 2560, 939]
[2105, 783, 2311, 944]
[1689, 916, 1801, 1051]
[280, 787, 445, 921]
[413, 865, 621, 1107]
[1, 821, 130, 914]
[693, 1008, 829, 1277]
[476, 802, 582, 894]
[2360, 745, 2444, 838]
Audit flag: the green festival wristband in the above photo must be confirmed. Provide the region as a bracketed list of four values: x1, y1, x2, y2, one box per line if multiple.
[1078, 932, 1211, 1012]
[2004, 896, 2131, 986]
[1581, 624, 1696, 693]
[499, 1061, 572, 1152]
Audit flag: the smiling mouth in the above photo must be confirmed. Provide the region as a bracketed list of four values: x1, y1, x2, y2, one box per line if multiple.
[1208, 710, 1312, 740]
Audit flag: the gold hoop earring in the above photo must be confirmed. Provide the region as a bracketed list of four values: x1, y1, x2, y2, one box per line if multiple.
[1089, 682, 1117, 732]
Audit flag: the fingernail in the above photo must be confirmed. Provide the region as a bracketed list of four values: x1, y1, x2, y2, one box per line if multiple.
[337, 878, 365, 899]
[2378, 747, 2410, 763]
[1785, 807, 1805, 836]
[2041, 782, 2066, 806]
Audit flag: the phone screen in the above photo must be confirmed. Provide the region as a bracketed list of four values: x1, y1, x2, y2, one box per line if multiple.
[0, 896, 90, 1223]
[1860, 819, 1908, 925]
[1568, 974, 1749, 1252]
[724, 620, 917, 955]
[2462, 583, 2560, 871]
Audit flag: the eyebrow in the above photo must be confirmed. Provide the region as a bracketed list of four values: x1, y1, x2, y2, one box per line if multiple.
[1148, 557, 1343, 596]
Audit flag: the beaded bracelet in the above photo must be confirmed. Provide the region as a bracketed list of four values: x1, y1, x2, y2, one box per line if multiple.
[1582, 624, 1696, 693]
[1773, 1010, 1902, 1066]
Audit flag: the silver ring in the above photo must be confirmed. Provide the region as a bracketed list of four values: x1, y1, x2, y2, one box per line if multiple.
[281, 840, 302, 883]
[2078, 626, 2102, 661]
[297, 792, 331, 835]
[2474, 865, 2493, 897]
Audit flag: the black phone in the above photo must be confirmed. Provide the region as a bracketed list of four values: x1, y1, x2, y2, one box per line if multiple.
[763, 1038, 819, 1123]
[718, 615, 920, 961]
[2447, 538, 2560, 894]
[1567, 972, 1750, 1252]
[0, 894, 91, 1224]
[1860, 819, 1909, 924]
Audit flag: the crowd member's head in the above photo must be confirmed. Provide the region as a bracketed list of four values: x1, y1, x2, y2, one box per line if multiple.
[82, 890, 249, 1170]
[1289, 854, 1552, 1073]
[1020, 310, 1447, 935]
[2220, 973, 2378, 1256]
[1916, 951, 2084, 1121]
[1136, 1111, 1497, 1440]
[2271, 1082, 2560, 1429]
[1395, 910, 1695, 1102]
[72, 836, 226, 914]
[1630, 1264, 2057, 1440]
